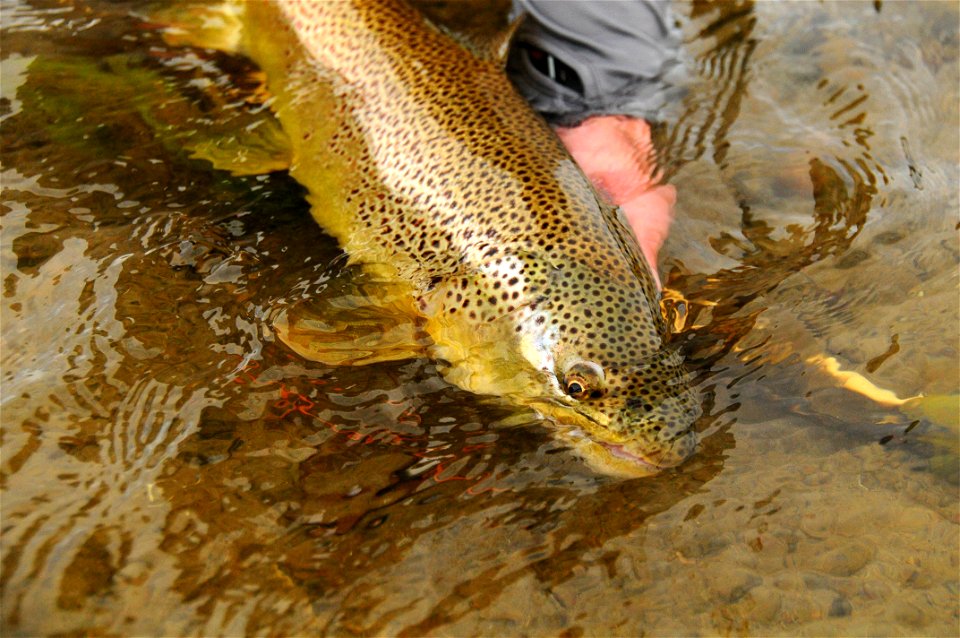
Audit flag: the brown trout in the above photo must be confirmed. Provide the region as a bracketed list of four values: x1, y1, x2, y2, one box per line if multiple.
[172, 0, 700, 476]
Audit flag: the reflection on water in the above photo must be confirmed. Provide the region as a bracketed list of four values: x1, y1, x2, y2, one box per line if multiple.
[1, 0, 957, 635]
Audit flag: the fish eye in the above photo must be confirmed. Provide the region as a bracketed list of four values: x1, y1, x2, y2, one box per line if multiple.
[562, 361, 605, 400]
[565, 379, 587, 398]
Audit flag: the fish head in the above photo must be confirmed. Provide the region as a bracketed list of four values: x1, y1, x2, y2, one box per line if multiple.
[547, 351, 701, 477]
[519, 258, 701, 477]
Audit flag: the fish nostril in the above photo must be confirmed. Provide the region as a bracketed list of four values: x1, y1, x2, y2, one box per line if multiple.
[625, 397, 655, 411]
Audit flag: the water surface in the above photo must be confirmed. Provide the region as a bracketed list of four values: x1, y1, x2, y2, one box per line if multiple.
[2, 1, 958, 635]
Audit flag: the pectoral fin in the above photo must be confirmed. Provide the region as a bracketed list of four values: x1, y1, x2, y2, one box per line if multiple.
[273, 272, 430, 367]
[186, 116, 292, 175]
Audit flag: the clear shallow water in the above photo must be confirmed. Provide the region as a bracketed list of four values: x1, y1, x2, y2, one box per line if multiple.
[1, 1, 957, 635]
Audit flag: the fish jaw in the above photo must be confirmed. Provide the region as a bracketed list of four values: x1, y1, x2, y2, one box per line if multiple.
[569, 436, 664, 478]
[564, 423, 698, 478]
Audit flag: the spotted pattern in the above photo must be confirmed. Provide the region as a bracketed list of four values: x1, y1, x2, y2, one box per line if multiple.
[245, 0, 698, 471]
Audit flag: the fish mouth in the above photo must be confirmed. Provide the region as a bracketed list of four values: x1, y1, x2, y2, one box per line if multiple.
[528, 399, 687, 476]
[554, 424, 666, 477]
[598, 442, 661, 471]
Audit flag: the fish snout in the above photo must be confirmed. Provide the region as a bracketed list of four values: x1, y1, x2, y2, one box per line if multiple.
[614, 389, 701, 468]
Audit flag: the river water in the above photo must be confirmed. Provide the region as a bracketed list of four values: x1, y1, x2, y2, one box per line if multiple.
[2, 1, 957, 635]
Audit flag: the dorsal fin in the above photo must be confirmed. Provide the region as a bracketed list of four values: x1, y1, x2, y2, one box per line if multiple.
[446, 14, 525, 67]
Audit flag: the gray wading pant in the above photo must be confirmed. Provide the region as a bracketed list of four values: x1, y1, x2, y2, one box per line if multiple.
[507, 0, 687, 126]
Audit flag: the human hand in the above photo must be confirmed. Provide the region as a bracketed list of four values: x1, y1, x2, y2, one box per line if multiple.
[555, 115, 675, 289]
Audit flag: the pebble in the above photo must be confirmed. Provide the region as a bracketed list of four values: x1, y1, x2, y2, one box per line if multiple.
[802, 471, 833, 487]
[677, 530, 736, 560]
[738, 585, 783, 624]
[776, 589, 836, 626]
[799, 508, 837, 539]
[812, 541, 874, 577]
[887, 599, 928, 628]
[705, 568, 762, 603]
[828, 596, 853, 617]
[856, 566, 894, 601]
[903, 565, 939, 589]
[797, 619, 891, 637]
[832, 501, 893, 536]
[885, 506, 939, 533]
[771, 571, 807, 592]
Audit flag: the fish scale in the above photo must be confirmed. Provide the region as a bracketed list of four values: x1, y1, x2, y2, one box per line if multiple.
[213, 0, 700, 475]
